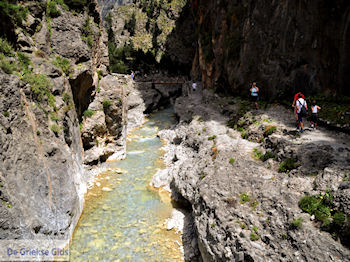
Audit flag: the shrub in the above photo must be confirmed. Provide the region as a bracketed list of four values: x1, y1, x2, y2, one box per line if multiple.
[241, 131, 248, 139]
[208, 135, 216, 141]
[0, 1, 28, 26]
[50, 124, 60, 134]
[110, 60, 129, 74]
[299, 195, 322, 215]
[17, 52, 31, 69]
[124, 12, 136, 36]
[54, 0, 69, 10]
[240, 193, 250, 204]
[47, 0, 61, 18]
[264, 125, 277, 136]
[0, 38, 14, 56]
[102, 99, 112, 109]
[63, 92, 71, 103]
[261, 151, 276, 162]
[83, 109, 95, 118]
[333, 212, 346, 228]
[22, 72, 55, 107]
[0, 55, 15, 74]
[81, 16, 93, 48]
[52, 56, 71, 75]
[279, 158, 299, 173]
[36, 130, 41, 136]
[229, 158, 235, 164]
[299, 189, 333, 226]
[253, 148, 263, 160]
[50, 113, 59, 121]
[97, 70, 103, 80]
[290, 217, 303, 229]
[250, 232, 259, 241]
[3, 111, 9, 117]
[252, 226, 259, 232]
[251, 199, 258, 210]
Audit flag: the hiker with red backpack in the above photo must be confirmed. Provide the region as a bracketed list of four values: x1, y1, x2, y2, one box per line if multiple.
[296, 93, 308, 132]
[292, 92, 305, 121]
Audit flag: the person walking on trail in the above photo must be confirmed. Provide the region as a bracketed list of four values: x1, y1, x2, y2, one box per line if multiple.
[250, 82, 259, 109]
[310, 100, 321, 129]
[296, 93, 307, 132]
[192, 82, 197, 92]
[292, 92, 305, 121]
[131, 71, 135, 80]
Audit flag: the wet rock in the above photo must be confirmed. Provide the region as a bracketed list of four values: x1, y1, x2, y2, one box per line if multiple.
[150, 169, 172, 192]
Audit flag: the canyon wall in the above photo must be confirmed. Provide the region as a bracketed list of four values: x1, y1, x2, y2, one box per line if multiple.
[106, 0, 196, 75]
[0, 0, 114, 240]
[192, 0, 350, 98]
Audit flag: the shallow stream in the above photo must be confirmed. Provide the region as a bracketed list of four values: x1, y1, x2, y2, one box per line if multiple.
[70, 107, 183, 261]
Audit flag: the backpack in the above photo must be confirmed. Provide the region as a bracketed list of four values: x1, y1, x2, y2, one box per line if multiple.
[298, 99, 307, 116]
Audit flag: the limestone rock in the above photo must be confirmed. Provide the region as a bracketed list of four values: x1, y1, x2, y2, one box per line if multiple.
[0, 71, 85, 240]
[192, 0, 350, 97]
[158, 89, 350, 261]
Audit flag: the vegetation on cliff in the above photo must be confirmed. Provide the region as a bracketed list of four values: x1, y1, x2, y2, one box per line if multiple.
[106, 0, 190, 75]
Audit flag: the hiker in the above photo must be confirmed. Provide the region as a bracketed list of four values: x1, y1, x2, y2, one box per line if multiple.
[192, 82, 197, 92]
[250, 82, 259, 109]
[131, 71, 135, 80]
[292, 92, 305, 121]
[310, 100, 321, 129]
[296, 93, 307, 132]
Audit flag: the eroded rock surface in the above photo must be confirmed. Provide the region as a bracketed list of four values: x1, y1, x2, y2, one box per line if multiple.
[192, 0, 350, 97]
[0, 0, 109, 241]
[0, 70, 84, 240]
[155, 87, 350, 261]
[81, 74, 128, 164]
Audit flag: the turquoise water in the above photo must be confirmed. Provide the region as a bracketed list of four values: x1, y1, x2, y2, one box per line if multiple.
[70, 107, 182, 262]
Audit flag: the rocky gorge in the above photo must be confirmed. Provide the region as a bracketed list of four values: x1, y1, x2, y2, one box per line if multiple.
[153, 87, 350, 261]
[0, 0, 350, 261]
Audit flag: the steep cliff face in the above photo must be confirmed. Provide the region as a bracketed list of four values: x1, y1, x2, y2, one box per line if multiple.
[193, 0, 350, 97]
[0, 0, 110, 240]
[97, 0, 132, 19]
[106, 0, 196, 75]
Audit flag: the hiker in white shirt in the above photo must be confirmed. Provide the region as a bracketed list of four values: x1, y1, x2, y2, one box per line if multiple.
[192, 82, 197, 92]
[310, 100, 321, 129]
[296, 93, 307, 133]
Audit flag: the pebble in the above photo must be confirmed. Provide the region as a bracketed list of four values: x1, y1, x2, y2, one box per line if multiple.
[250, 241, 263, 250]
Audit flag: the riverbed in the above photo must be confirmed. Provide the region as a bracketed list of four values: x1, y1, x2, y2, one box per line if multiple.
[70, 107, 183, 261]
